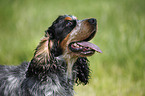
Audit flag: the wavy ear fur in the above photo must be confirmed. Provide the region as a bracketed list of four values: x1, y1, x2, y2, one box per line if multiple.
[75, 57, 90, 85]
[26, 36, 56, 78]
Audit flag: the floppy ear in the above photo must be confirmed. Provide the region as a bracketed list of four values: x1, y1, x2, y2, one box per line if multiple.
[75, 57, 90, 85]
[26, 36, 56, 78]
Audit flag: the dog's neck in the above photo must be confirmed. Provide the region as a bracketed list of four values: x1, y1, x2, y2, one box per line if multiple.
[62, 52, 77, 79]
[27, 36, 78, 80]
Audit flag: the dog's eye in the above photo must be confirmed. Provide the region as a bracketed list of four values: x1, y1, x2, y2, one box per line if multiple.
[66, 21, 73, 27]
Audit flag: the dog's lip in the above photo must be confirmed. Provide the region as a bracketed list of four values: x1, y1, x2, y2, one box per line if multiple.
[68, 41, 95, 56]
[68, 41, 102, 54]
[77, 41, 102, 53]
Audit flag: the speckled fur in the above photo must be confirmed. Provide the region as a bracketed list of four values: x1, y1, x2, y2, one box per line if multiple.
[0, 15, 93, 96]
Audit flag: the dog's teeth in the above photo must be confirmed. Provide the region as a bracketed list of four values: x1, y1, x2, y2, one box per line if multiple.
[76, 44, 79, 48]
[74, 43, 77, 47]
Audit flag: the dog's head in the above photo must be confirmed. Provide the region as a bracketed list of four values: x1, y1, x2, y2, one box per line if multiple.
[29, 15, 102, 84]
[45, 15, 102, 57]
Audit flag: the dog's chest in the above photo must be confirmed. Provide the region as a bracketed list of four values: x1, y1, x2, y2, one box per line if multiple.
[39, 75, 75, 96]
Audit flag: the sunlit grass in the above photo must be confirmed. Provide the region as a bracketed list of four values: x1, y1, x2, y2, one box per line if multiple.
[0, 0, 144, 95]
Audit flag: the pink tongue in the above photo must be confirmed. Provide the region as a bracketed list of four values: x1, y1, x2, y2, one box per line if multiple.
[77, 41, 102, 53]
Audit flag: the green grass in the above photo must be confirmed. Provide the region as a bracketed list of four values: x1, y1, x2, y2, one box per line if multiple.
[0, 0, 145, 96]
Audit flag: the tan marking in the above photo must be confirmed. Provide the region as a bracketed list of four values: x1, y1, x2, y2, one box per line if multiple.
[64, 17, 72, 20]
[60, 33, 71, 51]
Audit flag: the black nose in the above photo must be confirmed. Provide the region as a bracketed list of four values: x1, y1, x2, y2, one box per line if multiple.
[88, 18, 97, 25]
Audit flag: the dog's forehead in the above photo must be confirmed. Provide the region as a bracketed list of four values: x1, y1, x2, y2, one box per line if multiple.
[64, 15, 77, 20]
[54, 15, 77, 24]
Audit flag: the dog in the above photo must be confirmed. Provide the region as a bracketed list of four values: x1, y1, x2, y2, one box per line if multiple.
[0, 15, 102, 96]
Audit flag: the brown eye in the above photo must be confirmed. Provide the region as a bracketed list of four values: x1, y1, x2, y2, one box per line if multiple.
[66, 21, 73, 27]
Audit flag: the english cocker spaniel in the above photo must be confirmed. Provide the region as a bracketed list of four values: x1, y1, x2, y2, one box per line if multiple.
[0, 15, 102, 96]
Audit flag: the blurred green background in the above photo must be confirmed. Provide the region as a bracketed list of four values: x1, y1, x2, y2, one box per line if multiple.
[0, 0, 145, 96]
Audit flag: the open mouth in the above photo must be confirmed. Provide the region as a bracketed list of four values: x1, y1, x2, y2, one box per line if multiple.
[68, 31, 102, 56]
